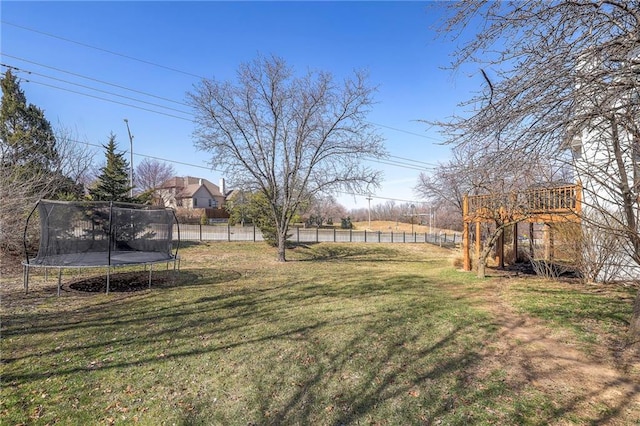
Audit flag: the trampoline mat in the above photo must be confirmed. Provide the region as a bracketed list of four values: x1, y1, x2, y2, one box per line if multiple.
[24, 251, 177, 268]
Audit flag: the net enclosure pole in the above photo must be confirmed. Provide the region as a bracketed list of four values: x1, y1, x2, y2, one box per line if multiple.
[106, 201, 113, 295]
[57, 268, 62, 296]
[22, 200, 41, 293]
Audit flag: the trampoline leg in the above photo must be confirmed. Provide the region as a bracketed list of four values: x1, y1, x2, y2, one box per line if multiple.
[106, 267, 111, 294]
[23, 265, 29, 294]
[148, 264, 153, 289]
[57, 268, 62, 296]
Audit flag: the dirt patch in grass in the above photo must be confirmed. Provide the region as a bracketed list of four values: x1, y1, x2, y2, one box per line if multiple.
[67, 271, 173, 293]
[465, 275, 640, 424]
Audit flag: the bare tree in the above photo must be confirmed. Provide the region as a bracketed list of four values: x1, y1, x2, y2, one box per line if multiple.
[414, 144, 487, 217]
[347, 207, 368, 223]
[371, 200, 401, 222]
[188, 54, 385, 261]
[135, 158, 176, 194]
[435, 1, 640, 342]
[304, 194, 347, 227]
[55, 124, 96, 192]
[1, 71, 93, 255]
[0, 127, 94, 255]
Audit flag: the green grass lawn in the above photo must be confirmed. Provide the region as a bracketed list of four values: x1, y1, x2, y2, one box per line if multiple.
[1, 243, 637, 425]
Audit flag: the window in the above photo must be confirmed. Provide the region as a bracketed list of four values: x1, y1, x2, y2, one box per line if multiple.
[193, 198, 198, 207]
[208, 199, 212, 207]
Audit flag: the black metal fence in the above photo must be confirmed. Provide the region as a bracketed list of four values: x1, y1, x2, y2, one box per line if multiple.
[175, 224, 461, 246]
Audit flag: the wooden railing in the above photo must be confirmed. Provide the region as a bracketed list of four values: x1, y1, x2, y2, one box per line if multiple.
[466, 184, 581, 218]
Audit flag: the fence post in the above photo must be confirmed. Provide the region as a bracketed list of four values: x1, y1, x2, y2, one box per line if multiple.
[199, 224, 202, 242]
[228, 223, 231, 242]
[333, 228, 336, 242]
[253, 225, 256, 242]
[349, 229, 352, 242]
[378, 231, 381, 243]
[316, 227, 319, 243]
[297, 227, 300, 243]
[365, 230, 367, 242]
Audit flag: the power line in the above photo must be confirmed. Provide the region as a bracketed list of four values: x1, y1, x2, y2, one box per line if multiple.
[365, 157, 434, 172]
[1, 63, 191, 115]
[369, 121, 443, 142]
[386, 154, 438, 167]
[337, 191, 427, 206]
[1, 23, 440, 207]
[3, 22, 445, 144]
[62, 136, 427, 206]
[72, 138, 424, 206]
[2, 53, 188, 107]
[65, 137, 221, 172]
[16, 77, 193, 121]
[0, 57, 444, 160]
[1, 21, 204, 79]
[12, 80, 434, 172]
[2, 58, 444, 160]
[2, 65, 437, 172]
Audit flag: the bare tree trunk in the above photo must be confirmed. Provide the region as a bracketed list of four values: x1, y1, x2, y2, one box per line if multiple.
[477, 225, 505, 279]
[629, 290, 640, 347]
[277, 232, 287, 262]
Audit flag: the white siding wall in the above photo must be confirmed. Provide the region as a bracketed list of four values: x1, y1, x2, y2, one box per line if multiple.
[574, 120, 640, 281]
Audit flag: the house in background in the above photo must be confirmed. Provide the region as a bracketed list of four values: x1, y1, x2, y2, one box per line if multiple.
[158, 176, 229, 210]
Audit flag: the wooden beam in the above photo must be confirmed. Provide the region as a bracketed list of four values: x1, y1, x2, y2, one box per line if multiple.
[463, 195, 471, 271]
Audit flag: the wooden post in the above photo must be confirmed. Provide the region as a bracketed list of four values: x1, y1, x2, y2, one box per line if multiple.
[496, 228, 505, 268]
[463, 221, 471, 270]
[512, 222, 519, 263]
[543, 223, 552, 260]
[462, 195, 471, 271]
[529, 222, 535, 259]
[475, 221, 482, 268]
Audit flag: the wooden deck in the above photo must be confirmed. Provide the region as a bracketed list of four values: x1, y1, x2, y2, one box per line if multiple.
[462, 183, 582, 271]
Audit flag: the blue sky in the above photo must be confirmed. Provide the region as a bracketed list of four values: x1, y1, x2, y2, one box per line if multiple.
[1, 1, 481, 210]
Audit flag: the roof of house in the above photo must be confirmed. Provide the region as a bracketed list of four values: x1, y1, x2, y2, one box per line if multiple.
[160, 176, 224, 198]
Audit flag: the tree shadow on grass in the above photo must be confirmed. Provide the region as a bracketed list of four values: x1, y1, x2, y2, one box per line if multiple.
[4, 265, 639, 425]
[293, 244, 402, 261]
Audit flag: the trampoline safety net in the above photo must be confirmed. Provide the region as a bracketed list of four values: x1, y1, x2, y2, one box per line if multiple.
[24, 199, 179, 268]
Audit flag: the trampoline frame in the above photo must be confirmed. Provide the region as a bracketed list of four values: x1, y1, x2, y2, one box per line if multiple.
[22, 199, 181, 295]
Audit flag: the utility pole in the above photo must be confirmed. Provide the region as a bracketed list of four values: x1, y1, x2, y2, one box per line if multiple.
[123, 119, 134, 198]
[366, 196, 372, 230]
[410, 204, 415, 234]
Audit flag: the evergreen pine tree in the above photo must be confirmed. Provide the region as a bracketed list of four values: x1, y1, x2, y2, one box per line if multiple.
[90, 133, 134, 202]
[0, 69, 59, 187]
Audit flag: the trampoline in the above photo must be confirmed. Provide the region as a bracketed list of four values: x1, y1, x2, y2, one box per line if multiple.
[22, 199, 180, 294]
